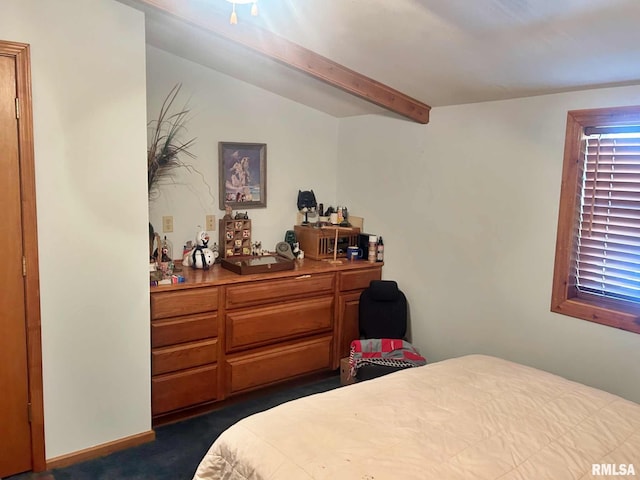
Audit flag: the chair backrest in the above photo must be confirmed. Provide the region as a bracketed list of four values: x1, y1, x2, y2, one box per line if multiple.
[358, 280, 407, 339]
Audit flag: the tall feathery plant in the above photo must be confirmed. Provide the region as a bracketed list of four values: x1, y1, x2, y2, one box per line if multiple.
[147, 83, 196, 199]
[147, 84, 214, 260]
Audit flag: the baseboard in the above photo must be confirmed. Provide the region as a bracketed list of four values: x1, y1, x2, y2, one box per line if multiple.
[45, 430, 156, 470]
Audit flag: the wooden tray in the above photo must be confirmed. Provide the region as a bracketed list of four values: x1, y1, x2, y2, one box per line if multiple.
[220, 255, 295, 275]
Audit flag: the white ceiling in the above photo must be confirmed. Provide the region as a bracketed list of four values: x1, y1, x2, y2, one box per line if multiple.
[125, 0, 640, 119]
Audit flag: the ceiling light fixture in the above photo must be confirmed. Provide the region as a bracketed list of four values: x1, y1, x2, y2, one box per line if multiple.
[226, 0, 258, 25]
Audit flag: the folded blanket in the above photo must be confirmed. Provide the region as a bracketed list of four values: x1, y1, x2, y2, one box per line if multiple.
[349, 339, 427, 377]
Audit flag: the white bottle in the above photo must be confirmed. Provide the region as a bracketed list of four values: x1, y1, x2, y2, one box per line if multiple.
[368, 235, 377, 263]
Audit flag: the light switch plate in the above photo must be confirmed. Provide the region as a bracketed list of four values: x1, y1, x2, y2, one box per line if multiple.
[206, 214, 216, 230]
[162, 216, 173, 233]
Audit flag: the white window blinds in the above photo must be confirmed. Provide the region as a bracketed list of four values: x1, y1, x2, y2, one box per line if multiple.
[575, 131, 640, 303]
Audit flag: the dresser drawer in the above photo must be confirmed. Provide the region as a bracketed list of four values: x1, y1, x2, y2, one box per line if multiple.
[338, 268, 382, 292]
[226, 296, 333, 352]
[151, 287, 218, 320]
[152, 364, 218, 415]
[226, 336, 332, 394]
[152, 339, 218, 375]
[226, 273, 334, 309]
[151, 313, 217, 348]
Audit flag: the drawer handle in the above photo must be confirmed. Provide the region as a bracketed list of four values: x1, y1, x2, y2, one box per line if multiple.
[296, 274, 311, 279]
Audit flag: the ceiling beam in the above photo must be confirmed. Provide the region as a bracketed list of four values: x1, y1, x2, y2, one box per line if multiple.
[135, 0, 431, 124]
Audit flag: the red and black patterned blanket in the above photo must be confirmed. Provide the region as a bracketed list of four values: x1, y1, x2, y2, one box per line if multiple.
[349, 339, 427, 377]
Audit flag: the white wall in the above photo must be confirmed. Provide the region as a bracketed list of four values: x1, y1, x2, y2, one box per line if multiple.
[146, 46, 339, 256]
[338, 85, 640, 403]
[1, 0, 150, 459]
[3, 0, 639, 463]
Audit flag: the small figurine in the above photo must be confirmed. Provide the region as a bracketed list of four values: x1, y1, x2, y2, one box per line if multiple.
[182, 230, 218, 269]
[160, 236, 172, 262]
[152, 235, 172, 263]
[251, 241, 263, 256]
[223, 204, 233, 220]
[234, 211, 249, 220]
[292, 242, 304, 260]
[211, 242, 220, 263]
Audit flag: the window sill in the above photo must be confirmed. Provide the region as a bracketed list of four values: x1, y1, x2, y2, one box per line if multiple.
[551, 295, 640, 334]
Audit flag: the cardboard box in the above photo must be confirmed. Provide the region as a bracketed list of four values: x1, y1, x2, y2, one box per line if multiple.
[340, 357, 356, 385]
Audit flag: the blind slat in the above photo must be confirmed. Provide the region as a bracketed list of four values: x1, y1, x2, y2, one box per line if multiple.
[578, 237, 640, 256]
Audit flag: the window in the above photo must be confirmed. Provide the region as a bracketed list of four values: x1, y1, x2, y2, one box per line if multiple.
[551, 105, 640, 334]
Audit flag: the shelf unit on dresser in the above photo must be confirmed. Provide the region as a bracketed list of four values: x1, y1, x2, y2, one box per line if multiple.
[219, 218, 251, 258]
[149, 259, 382, 424]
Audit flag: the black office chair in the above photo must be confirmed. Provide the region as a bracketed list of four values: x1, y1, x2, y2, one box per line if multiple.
[350, 280, 427, 381]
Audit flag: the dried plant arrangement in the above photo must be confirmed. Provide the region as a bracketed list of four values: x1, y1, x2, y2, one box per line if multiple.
[147, 84, 214, 261]
[147, 83, 197, 200]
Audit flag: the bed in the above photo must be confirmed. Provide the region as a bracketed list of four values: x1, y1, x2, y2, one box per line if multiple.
[193, 354, 640, 479]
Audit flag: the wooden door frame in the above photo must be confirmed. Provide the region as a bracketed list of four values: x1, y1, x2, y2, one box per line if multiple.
[1, 40, 46, 472]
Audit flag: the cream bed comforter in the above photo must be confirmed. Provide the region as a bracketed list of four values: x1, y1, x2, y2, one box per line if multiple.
[193, 355, 640, 479]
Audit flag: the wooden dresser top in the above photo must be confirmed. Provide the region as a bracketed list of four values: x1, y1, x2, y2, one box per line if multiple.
[151, 257, 382, 292]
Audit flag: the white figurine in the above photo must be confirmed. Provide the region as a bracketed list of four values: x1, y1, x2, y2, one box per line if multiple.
[183, 230, 218, 269]
[251, 241, 263, 256]
[292, 242, 304, 259]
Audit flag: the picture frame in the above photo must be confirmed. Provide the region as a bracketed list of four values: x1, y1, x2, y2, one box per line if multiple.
[219, 142, 267, 209]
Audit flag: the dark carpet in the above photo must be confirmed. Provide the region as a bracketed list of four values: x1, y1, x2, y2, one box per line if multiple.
[10, 374, 341, 480]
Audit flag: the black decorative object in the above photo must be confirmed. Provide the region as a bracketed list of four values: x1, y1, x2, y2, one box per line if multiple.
[284, 229, 297, 252]
[297, 190, 317, 225]
[297, 190, 317, 210]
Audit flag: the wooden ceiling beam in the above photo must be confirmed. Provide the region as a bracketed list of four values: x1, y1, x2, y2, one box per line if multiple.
[136, 0, 431, 124]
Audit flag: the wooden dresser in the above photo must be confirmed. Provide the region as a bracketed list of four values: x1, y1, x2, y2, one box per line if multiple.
[149, 258, 382, 424]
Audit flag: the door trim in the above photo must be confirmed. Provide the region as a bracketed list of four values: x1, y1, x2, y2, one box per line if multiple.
[1, 40, 46, 472]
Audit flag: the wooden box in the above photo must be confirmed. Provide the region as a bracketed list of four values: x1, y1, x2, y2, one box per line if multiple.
[340, 357, 356, 385]
[294, 225, 360, 260]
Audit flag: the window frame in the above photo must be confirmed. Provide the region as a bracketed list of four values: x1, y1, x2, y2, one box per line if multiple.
[551, 105, 640, 335]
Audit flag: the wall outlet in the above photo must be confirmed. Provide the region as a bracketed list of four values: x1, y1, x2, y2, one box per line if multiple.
[162, 216, 173, 233]
[206, 214, 216, 231]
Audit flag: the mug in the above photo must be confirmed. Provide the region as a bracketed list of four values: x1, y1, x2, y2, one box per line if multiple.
[346, 246, 363, 261]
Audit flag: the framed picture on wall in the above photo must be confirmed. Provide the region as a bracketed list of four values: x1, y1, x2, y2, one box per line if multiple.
[218, 142, 267, 209]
